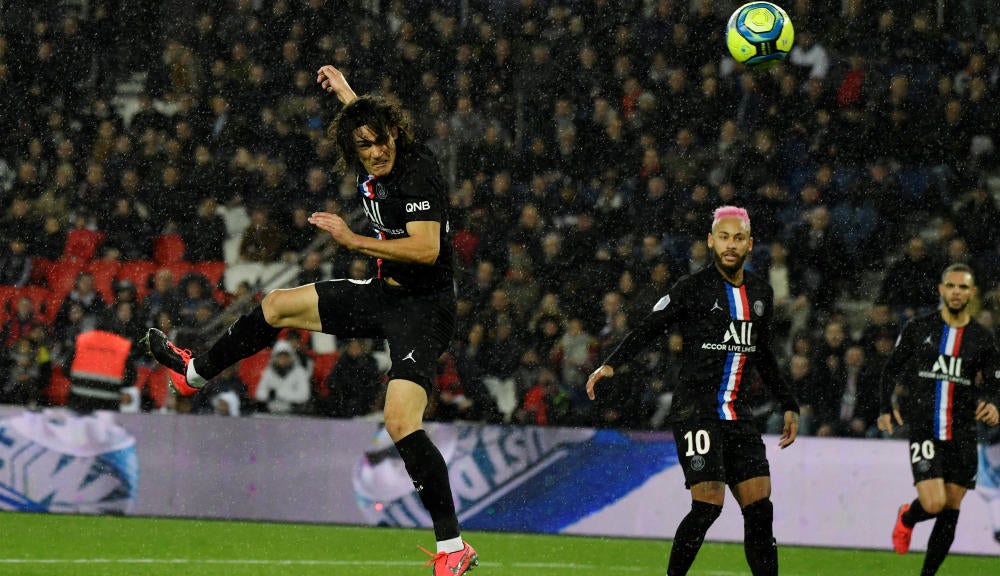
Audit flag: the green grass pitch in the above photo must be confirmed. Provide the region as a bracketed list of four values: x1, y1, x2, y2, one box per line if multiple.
[1, 512, 996, 575]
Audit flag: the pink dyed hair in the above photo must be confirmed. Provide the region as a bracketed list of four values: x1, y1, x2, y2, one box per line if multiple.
[712, 206, 751, 232]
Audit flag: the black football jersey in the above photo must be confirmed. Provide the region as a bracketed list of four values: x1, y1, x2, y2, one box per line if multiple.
[603, 265, 799, 422]
[880, 312, 1000, 441]
[354, 142, 454, 295]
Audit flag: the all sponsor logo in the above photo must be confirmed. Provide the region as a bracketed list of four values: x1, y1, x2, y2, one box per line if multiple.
[702, 321, 757, 353]
[918, 354, 971, 385]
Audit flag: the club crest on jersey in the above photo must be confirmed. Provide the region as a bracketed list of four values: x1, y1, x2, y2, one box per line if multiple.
[359, 175, 387, 199]
[753, 300, 764, 317]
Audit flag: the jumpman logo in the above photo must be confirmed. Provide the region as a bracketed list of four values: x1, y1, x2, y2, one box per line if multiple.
[711, 299, 724, 312]
[403, 350, 417, 362]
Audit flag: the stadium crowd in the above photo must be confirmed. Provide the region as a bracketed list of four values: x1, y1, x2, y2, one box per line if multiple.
[2, 0, 1000, 437]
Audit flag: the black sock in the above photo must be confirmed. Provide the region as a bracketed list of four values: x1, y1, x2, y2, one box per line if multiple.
[193, 306, 281, 380]
[921, 509, 959, 576]
[395, 430, 460, 542]
[903, 498, 936, 528]
[668, 500, 723, 575]
[742, 498, 777, 576]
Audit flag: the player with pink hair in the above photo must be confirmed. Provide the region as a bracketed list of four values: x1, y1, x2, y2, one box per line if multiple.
[588, 206, 799, 576]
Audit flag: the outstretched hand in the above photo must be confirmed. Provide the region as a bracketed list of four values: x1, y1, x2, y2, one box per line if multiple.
[585, 365, 613, 400]
[308, 211, 358, 250]
[316, 65, 357, 104]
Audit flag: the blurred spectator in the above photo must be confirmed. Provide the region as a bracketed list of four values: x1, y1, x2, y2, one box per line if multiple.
[317, 339, 382, 419]
[0, 237, 33, 287]
[550, 317, 598, 421]
[2, 296, 43, 347]
[140, 269, 182, 329]
[177, 273, 218, 328]
[102, 197, 153, 261]
[2, 337, 47, 407]
[182, 197, 227, 262]
[239, 206, 285, 262]
[877, 236, 943, 321]
[53, 272, 108, 337]
[254, 339, 311, 416]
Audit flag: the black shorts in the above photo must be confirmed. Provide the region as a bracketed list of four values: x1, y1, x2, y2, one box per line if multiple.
[313, 278, 455, 394]
[672, 419, 770, 489]
[907, 435, 978, 489]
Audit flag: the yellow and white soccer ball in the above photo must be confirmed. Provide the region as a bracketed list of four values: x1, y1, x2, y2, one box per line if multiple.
[726, 2, 795, 70]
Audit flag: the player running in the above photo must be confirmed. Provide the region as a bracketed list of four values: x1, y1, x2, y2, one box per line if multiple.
[587, 206, 799, 576]
[878, 262, 1000, 575]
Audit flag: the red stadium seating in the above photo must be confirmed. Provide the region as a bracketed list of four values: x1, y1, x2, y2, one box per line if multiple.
[45, 365, 72, 406]
[15, 286, 55, 325]
[309, 351, 340, 398]
[134, 364, 175, 408]
[159, 261, 195, 285]
[86, 260, 123, 305]
[193, 261, 227, 288]
[46, 259, 86, 300]
[29, 257, 55, 287]
[237, 348, 272, 400]
[63, 228, 106, 262]
[153, 233, 186, 264]
[116, 260, 157, 301]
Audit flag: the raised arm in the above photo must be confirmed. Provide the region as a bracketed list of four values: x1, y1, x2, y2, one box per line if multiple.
[317, 65, 358, 104]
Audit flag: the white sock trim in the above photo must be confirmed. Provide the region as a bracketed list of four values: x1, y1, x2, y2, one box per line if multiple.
[437, 536, 464, 554]
[186, 361, 207, 388]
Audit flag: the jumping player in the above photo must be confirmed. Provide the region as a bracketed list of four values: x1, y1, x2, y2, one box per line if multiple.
[144, 65, 477, 576]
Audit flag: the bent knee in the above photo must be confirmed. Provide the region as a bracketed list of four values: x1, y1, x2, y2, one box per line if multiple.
[260, 291, 284, 326]
[383, 415, 421, 443]
[921, 497, 947, 515]
[260, 287, 318, 329]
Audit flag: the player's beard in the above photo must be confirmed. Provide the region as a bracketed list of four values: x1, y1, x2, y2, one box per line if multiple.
[712, 247, 747, 277]
[945, 300, 968, 316]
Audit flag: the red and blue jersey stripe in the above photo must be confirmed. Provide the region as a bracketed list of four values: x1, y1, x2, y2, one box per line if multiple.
[718, 284, 750, 420]
[359, 174, 378, 199]
[934, 326, 963, 440]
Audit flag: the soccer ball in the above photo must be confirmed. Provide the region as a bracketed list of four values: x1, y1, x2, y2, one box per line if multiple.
[726, 2, 795, 70]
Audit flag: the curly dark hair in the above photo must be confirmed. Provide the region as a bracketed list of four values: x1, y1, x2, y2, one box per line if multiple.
[328, 95, 413, 175]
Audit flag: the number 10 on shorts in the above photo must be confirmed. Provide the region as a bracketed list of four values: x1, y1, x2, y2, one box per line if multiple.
[684, 430, 711, 456]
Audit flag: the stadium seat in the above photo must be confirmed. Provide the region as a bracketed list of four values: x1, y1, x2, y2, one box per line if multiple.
[45, 365, 72, 406]
[309, 351, 340, 398]
[86, 260, 123, 305]
[193, 261, 227, 289]
[29, 257, 55, 287]
[159, 261, 195, 285]
[135, 365, 174, 408]
[0, 285, 17, 325]
[15, 285, 54, 325]
[46, 259, 86, 301]
[153, 233, 186, 264]
[116, 260, 157, 301]
[237, 348, 272, 399]
[63, 228, 106, 262]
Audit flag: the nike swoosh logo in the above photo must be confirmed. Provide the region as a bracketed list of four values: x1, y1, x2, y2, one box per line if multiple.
[449, 549, 470, 574]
